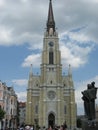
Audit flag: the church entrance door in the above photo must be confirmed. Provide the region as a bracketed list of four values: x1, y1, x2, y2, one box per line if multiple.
[48, 113, 55, 128]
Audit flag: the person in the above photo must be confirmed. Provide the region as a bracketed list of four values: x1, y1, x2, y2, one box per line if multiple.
[25, 125, 30, 130]
[48, 126, 52, 130]
[19, 127, 24, 130]
[42, 126, 46, 130]
[63, 121, 67, 130]
[30, 125, 33, 130]
[54, 125, 58, 130]
[19, 125, 24, 130]
[60, 125, 63, 130]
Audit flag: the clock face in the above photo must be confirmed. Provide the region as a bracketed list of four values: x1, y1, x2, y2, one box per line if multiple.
[49, 41, 54, 47]
[48, 91, 56, 100]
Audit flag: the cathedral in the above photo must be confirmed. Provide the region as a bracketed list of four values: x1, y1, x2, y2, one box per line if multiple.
[26, 0, 76, 129]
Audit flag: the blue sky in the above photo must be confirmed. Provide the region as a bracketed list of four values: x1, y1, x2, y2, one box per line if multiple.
[0, 0, 98, 115]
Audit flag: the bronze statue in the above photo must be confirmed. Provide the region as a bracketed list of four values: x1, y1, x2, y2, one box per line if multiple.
[81, 81, 97, 121]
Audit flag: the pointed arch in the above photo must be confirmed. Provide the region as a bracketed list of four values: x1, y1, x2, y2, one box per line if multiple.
[49, 51, 54, 64]
[35, 80, 40, 88]
[64, 105, 67, 114]
[63, 81, 67, 87]
[48, 112, 55, 128]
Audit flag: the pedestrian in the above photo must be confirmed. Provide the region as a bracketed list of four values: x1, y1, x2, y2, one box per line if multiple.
[48, 126, 52, 130]
[20, 126, 24, 130]
[25, 125, 30, 130]
[30, 125, 33, 130]
[60, 125, 63, 130]
[54, 125, 58, 130]
[63, 121, 67, 130]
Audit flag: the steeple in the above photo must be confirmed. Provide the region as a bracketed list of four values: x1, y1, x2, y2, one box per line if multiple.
[47, 0, 55, 33]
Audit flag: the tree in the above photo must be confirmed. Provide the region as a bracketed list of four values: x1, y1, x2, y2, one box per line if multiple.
[0, 106, 5, 120]
[77, 118, 82, 128]
[0, 106, 5, 129]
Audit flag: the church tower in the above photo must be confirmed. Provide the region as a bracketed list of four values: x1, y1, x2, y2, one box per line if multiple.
[26, 0, 76, 129]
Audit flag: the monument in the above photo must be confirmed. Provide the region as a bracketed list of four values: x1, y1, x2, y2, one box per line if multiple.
[81, 81, 98, 129]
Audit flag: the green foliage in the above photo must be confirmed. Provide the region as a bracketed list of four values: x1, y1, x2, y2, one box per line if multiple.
[0, 107, 5, 120]
[77, 118, 82, 128]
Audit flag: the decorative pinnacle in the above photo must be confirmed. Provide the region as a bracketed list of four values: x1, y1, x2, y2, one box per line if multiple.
[68, 64, 72, 76]
[29, 64, 33, 78]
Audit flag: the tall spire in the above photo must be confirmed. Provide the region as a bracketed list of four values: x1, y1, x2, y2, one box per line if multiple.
[47, 0, 55, 33]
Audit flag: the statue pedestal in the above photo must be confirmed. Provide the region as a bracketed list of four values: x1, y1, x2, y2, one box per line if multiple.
[81, 119, 98, 130]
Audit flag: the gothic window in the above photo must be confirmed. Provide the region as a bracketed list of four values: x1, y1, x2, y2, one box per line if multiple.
[63, 82, 66, 87]
[50, 80, 52, 84]
[11, 99, 13, 104]
[64, 105, 66, 114]
[10, 108, 12, 115]
[36, 81, 39, 87]
[36, 84, 38, 87]
[49, 51, 53, 64]
[35, 105, 38, 114]
[52, 68, 54, 71]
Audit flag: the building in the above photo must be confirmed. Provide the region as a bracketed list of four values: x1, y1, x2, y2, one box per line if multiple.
[19, 102, 26, 126]
[96, 104, 98, 121]
[0, 81, 17, 129]
[26, 0, 76, 129]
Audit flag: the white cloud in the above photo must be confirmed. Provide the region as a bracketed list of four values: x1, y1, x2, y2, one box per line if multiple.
[16, 91, 26, 102]
[0, 0, 98, 47]
[0, 26, 13, 45]
[12, 79, 28, 86]
[60, 30, 95, 68]
[20, 0, 28, 3]
[22, 53, 41, 68]
[0, 0, 5, 7]
[68, 32, 89, 43]
[11, 79, 27, 101]
[61, 45, 83, 68]
[86, 0, 98, 3]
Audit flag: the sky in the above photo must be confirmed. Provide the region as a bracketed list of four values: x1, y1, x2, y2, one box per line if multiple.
[0, 0, 98, 115]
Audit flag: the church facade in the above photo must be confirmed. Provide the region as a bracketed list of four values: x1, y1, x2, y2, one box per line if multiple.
[26, 0, 76, 129]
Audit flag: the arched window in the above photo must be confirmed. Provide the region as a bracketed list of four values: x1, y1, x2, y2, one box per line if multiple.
[64, 105, 66, 114]
[10, 108, 12, 115]
[35, 105, 38, 114]
[49, 51, 53, 64]
[50, 80, 52, 84]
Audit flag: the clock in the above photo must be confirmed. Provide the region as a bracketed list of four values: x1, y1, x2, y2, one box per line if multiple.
[48, 41, 54, 47]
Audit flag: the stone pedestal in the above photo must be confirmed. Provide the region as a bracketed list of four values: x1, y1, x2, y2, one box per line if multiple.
[81, 119, 98, 130]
